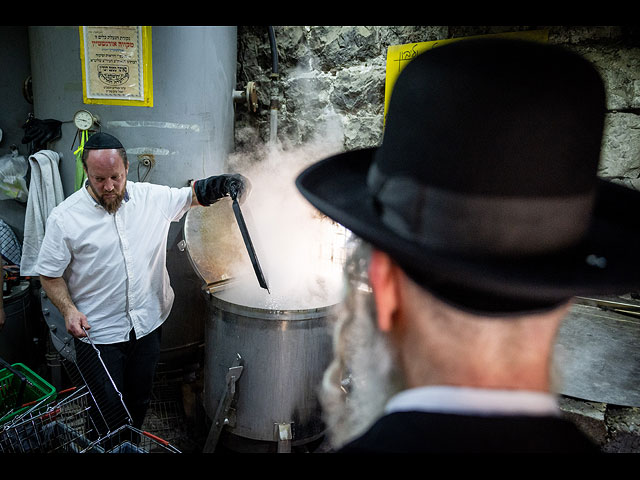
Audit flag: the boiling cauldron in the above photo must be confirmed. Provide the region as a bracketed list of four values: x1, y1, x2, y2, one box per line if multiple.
[183, 199, 344, 451]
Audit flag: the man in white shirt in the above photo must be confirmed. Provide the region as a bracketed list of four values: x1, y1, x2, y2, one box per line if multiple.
[37, 132, 247, 429]
[296, 39, 640, 452]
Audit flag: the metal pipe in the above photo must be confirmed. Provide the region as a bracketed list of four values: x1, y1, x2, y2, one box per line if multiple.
[267, 26, 279, 75]
[267, 26, 279, 145]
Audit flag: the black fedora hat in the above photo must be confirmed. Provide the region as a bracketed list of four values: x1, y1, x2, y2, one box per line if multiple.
[296, 38, 640, 313]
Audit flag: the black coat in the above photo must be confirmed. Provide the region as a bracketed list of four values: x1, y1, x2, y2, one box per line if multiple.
[338, 411, 600, 454]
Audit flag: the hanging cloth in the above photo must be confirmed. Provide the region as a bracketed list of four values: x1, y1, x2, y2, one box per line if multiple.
[73, 130, 88, 191]
[20, 150, 64, 276]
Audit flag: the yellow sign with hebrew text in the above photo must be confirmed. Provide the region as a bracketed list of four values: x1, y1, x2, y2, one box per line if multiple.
[384, 30, 549, 122]
[79, 26, 153, 107]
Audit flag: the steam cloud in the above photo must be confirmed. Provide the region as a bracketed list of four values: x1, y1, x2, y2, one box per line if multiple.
[218, 118, 349, 310]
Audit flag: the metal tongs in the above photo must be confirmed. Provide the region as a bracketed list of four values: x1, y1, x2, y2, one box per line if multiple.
[229, 185, 270, 293]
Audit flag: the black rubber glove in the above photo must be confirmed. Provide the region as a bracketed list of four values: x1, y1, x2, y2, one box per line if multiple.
[225, 174, 250, 202]
[193, 174, 250, 206]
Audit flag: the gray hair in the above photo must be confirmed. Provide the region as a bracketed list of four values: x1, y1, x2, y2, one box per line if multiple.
[319, 239, 405, 449]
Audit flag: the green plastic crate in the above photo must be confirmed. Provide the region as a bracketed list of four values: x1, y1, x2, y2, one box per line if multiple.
[0, 362, 56, 425]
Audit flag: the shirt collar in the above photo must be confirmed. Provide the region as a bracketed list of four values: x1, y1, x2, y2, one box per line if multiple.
[385, 385, 560, 417]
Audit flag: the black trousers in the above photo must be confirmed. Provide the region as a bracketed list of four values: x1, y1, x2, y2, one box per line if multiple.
[74, 326, 162, 431]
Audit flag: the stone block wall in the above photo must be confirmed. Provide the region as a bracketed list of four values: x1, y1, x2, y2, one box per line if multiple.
[235, 26, 640, 452]
[235, 26, 640, 188]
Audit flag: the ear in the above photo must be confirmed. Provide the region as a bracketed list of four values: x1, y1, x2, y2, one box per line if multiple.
[368, 249, 400, 332]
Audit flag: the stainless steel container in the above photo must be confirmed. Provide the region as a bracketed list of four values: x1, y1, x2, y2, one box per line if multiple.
[183, 199, 345, 450]
[203, 287, 334, 446]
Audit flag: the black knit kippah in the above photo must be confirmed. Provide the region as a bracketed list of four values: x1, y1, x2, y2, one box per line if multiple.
[84, 132, 123, 150]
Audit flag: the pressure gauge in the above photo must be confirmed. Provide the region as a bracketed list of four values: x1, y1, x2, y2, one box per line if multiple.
[73, 110, 96, 131]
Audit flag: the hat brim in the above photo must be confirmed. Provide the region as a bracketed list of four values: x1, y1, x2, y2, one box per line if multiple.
[296, 148, 640, 304]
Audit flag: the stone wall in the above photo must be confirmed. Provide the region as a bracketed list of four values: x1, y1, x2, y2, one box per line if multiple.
[235, 26, 640, 452]
[235, 26, 640, 188]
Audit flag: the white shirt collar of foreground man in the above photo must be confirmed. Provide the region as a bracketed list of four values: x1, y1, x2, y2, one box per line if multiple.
[385, 385, 560, 417]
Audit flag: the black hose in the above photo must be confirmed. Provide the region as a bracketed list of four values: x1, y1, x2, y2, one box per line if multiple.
[267, 26, 279, 75]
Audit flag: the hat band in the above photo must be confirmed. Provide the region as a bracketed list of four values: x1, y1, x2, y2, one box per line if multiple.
[367, 164, 594, 256]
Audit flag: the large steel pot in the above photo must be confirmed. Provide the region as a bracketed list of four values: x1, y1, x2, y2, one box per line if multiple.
[183, 199, 344, 450]
[203, 286, 334, 446]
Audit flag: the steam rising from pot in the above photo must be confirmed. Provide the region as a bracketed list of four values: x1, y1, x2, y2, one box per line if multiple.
[218, 122, 349, 310]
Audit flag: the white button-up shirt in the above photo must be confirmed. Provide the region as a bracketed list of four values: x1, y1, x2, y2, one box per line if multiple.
[37, 181, 193, 344]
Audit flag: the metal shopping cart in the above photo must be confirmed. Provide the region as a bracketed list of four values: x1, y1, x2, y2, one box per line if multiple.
[1, 327, 180, 453]
[1, 385, 179, 453]
[88, 423, 181, 453]
[1, 385, 98, 453]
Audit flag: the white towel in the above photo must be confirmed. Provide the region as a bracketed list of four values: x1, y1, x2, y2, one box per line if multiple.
[20, 150, 65, 276]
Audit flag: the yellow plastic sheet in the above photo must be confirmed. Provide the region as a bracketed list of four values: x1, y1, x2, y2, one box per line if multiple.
[383, 29, 549, 122]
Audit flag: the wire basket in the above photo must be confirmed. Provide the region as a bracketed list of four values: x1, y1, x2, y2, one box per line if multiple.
[91, 424, 182, 453]
[2, 324, 181, 454]
[0, 384, 180, 453]
[0, 386, 96, 453]
[0, 359, 57, 426]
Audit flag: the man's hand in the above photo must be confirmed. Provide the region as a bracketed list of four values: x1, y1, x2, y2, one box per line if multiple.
[192, 174, 250, 206]
[225, 174, 250, 202]
[64, 306, 90, 338]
